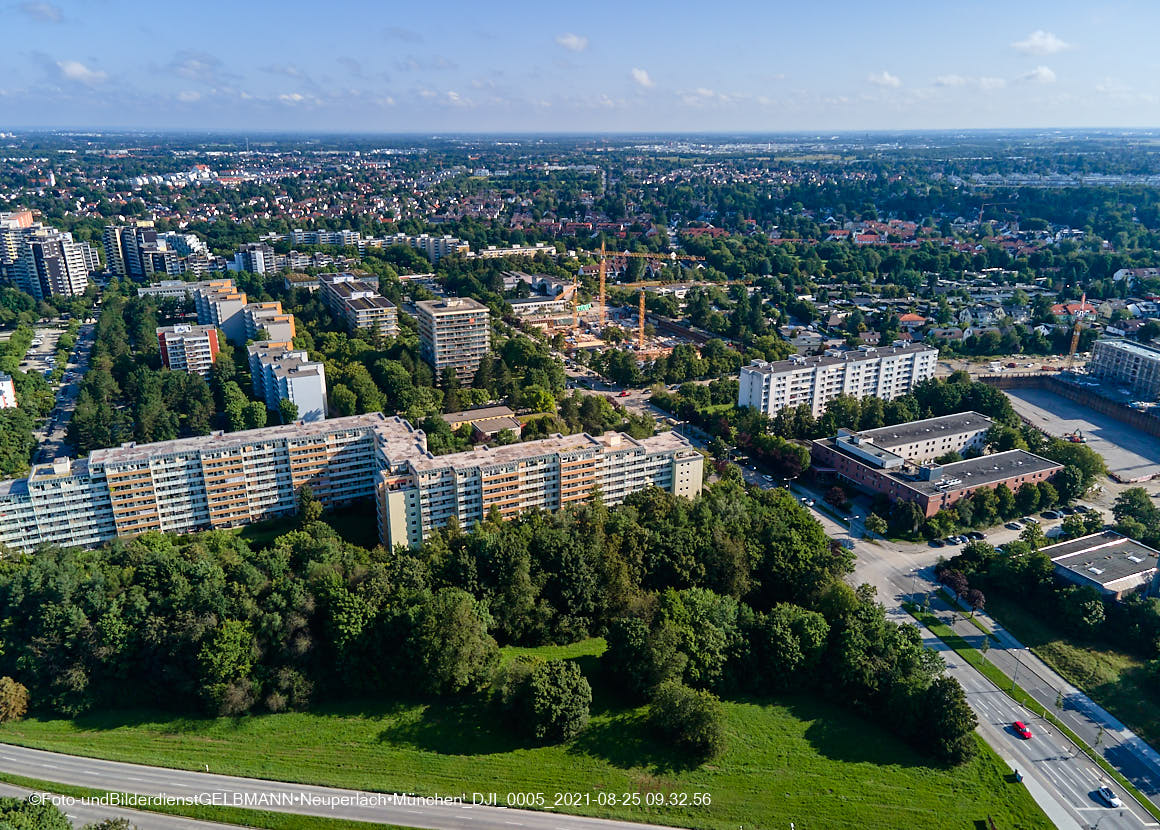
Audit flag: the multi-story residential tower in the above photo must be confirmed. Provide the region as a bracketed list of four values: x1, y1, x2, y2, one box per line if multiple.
[247, 342, 327, 422]
[242, 301, 296, 344]
[156, 325, 221, 378]
[738, 343, 938, 417]
[1089, 338, 1160, 400]
[415, 297, 490, 383]
[232, 243, 277, 275]
[11, 228, 98, 299]
[194, 281, 249, 344]
[318, 273, 399, 340]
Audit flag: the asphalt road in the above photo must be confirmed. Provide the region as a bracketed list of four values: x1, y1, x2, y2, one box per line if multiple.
[0, 782, 240, 830]
[0, 744, 676, 830]
[33, 323, 94, 465]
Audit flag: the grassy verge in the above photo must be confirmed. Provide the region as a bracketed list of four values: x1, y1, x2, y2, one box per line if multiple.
[0, 693, 1049, 830]
[0, 771, 409, 830]
[986, 592, 1160, 748]
[907, 604, 1160, 822]
[499, 637, 607, 664]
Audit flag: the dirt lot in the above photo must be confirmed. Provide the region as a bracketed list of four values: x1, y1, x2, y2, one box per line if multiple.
[1005, 386, 1160, 482]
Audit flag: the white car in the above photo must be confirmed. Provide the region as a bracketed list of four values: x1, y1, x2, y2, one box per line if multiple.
[1096, 786, 1122, 808]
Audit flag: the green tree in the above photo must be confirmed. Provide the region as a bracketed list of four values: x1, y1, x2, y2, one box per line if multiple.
[0, 677, 29, 723]
[198, 620, 255, 715]
[297, 484, 323, 524]
[498, 659, 592, 744]
[922, 677, 978, 764]
[647, 680, 726, 761]
[243, 400, 268, 430]
[278, 398, 299, 424]
[409, 588, 499, 696]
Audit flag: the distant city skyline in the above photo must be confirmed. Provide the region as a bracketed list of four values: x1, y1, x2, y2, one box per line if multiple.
[2, 0, 1158, 132]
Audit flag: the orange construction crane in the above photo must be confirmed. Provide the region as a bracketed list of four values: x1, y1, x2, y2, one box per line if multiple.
[592, 242, 704, 330]
[639, 291, 646, 349]
[1065, 292, 1089, 371]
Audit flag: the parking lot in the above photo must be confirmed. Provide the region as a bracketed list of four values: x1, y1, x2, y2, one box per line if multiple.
[18, 326, 65, 379]
[1005, 387, 1160, 482]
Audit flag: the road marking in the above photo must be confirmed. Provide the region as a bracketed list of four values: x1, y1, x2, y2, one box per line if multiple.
[40, 764, 57, 769]
[504, 822, 523, 826]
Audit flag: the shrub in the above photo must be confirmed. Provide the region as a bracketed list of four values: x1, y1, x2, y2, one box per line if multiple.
[0, 677, 29, 723]
[647, 680, 726, 761]
[498, 658, 592, 744]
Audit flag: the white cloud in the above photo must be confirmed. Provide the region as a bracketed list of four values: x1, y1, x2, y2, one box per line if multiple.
[278, 92, 307, 104]
[555, 33, 588, 53]
[1022, 65, 1056, 84]
[934, 74, 967, 87]
[1012, 30, 1070, 56]
[18, 2, 61, 22]
[867, 70, 901, 88]
[631, 67, 654, 88]
[56, 60, 106, 86]
[176, 90, 201, 102]
[935, 74, 1006, 90]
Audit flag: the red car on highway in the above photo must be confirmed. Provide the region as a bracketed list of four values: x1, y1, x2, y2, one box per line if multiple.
[1013, 721, 1032, 739]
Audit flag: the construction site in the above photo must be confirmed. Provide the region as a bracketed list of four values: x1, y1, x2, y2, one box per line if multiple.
[506, 242, 716, 358]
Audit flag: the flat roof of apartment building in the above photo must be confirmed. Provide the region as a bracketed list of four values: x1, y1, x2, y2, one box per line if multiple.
[415, 297, 488, 316]
[1044, 530, 1160, 588]
[855, 411, 993, 450]
[743, 342, 936, 375]
[1093, 338, 1160, 360]
[904, 450, 1061, 496]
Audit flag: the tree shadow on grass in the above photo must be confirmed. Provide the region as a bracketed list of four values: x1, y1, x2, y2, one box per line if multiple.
[779, 696, 936, 770]
[375, 697, 532, 757]
[566, 707, 703, 774]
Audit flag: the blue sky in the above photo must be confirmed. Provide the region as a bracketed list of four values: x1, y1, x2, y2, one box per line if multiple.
[3, 0, 1158, 132]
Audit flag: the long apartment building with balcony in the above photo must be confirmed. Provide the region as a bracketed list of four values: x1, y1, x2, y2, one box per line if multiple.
[242, 301, 296, 344]
[375, 421, 704, 550]
[157, 324, 220, 377]
[416, 297, 491, 383]
[0, 414, 704, 553]
[318, 273, 399, 340]
[738, 342, 938, 417]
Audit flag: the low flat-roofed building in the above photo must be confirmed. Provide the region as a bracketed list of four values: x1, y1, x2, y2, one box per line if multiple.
[0, 373, 16, 409]
[442, 405, 524, 442]
[1044, 530, 1160, 600]
[851, 411, 991, 465]
[812, 423, 1062, 517]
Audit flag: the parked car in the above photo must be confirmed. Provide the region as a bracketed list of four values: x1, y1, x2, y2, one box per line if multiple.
[943, 537, 959, 546]
[1006, 521, 1023, 530]
[1022, 516, 1039, 525]
[1041, 510, 1062, 520]
[967, 531, 985, 541]
[929, 539, 945, 548]
[1096, 787, 1123, 808]
[1013, 721, 1032, 740]
[618, 390, 630, 397]
[763, 474, 774, 482]
[1060, 506, 1076, 515]
[1074, 505, 1090, 514]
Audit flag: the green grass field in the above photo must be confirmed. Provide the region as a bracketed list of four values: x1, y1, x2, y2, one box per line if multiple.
[985, 593, 1160, 747]
[0, 683, 1049, 830]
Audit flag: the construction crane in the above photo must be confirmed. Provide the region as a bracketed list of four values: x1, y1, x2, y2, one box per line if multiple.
[590, 241, 704, 330]
[639, 291, 646, 349]
[1065, 292, 1090, 371]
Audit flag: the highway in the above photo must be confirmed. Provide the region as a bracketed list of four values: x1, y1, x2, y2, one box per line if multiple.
[0, 743, 674, 830]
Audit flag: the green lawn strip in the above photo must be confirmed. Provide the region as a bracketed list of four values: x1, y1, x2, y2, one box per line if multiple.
[499, 637, 607, 664]
[0, 771, 411, 830]
[0, 692, 1049, 830]
[907, 604, 1160, 822]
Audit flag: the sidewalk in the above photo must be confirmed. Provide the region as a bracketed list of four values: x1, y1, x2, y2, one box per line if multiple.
[929, 589, 1160, 805]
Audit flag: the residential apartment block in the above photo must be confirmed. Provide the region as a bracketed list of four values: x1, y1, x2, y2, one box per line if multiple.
[0, 413, 704, 554]
[376, 420, 703, 550]
[0, 373, 16, 409]
[232, 243, 278, 275]
[738, 343, 938, 417]
[194, 281, 250, 344]
[242, 301, 296, 344]
[1089, 338, 1160, 400]
[368, 233, 470, 263]
[416, 297, 491, 383]
[104, 223, 210, 280]
[811, 414, 1061, 518]
[157, 325, 220, 377]
[138, 278, 230, 301]
[318, 273, 399, 339]
[247, 342, 328, 422]
[1, 219, 99, 300]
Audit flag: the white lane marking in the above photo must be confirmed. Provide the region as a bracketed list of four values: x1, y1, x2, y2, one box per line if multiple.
[82, 769, 98, 775]
[39, 764, 57, 769]
[126, 777, 145, 782]
[504, 822, 524, 826]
